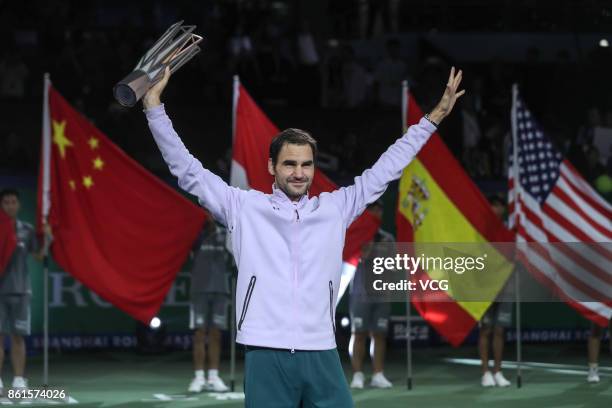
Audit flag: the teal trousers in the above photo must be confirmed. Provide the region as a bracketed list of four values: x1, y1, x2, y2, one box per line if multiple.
[244, 347, 354, 408]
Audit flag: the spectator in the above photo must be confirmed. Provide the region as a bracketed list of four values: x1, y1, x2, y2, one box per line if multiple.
[228, 22, 261, 83]
[462, 94, 482, 153]
[292, 20, 321, 106]
[373, 38, 406, 108]
[341, 45, 370, 108]
[0, 50, 29, 99]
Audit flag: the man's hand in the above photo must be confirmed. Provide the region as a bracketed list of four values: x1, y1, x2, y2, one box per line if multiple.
[428, 67, 465, 125]
[43, 223, 53, 240]
[33, 223, 54, 260]
[143, 66, 171, 110]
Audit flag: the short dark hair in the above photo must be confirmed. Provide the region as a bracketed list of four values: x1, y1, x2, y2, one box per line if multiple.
[0, 188, 19, 201]
[269, 128, 317, 166]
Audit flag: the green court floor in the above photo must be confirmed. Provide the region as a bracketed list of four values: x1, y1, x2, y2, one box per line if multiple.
[1, 344, 609, 407]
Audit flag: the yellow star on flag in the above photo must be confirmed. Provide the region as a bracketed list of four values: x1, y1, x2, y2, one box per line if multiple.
[82, 176, 94, 189]
[93, 156, 105, 171]
[88, 137, 99, 150]
[69, 180, 76, 190]
[52, 120, 73, 159]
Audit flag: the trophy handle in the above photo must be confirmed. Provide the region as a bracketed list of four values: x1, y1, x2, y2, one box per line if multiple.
[113, 70, 150, 108]
[144, 20, 185, 64]
[169, 42, 202, 74]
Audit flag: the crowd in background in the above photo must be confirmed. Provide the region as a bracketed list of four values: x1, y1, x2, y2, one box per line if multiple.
[1, 0, 611, 202]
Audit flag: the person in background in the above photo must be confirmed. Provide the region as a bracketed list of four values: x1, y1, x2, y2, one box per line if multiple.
[587, 318, 611, 383]
[188, 214, 231, 393]
[349, 200, 395, 389]
[0, 188, 50, 394]
[479, 195, 513, 387]
[372, 38, 406, 108]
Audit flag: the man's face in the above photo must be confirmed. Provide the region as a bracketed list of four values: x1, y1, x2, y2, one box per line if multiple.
[268, 143, 314, 201]
[1, 194, 20, 219]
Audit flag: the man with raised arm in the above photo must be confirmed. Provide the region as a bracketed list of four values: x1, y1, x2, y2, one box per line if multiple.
[143, 66, 464, 407]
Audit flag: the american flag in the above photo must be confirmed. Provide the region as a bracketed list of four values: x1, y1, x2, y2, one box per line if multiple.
[508, 85, 612, 327]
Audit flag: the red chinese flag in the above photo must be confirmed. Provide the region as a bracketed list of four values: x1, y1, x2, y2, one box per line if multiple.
[38, 84, 206, 324]
[0, 210, 17, 275]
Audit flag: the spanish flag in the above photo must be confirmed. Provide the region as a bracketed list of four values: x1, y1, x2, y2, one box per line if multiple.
[397, 86, 514, 346]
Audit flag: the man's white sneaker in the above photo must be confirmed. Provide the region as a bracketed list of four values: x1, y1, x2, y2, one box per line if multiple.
[481, 371, 496, 387]
[350, 372, 364, 389]
[188, 377, 206, 393]
[207, 376, 229, 392]
[587, 367, 600, 383]
[493, 371, 511, 387]
[11, 377, 27, 389]
[370, 372, 393, 388]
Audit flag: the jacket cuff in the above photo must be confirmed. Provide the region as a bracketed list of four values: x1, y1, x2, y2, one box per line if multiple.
[418, 116, 437, 133]
[144, 104, 166, 120]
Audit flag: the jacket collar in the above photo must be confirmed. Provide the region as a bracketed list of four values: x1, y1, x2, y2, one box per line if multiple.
[271, 184, 309, 209]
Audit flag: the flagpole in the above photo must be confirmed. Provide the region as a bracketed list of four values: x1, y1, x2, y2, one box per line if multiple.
[511, 84, 523, 388]
[401, 80, 409, 134]
[41, 73, 52, 388]
[402, 79, 413, 390]
[232, 76, 240, 143]
[514, 264, 522, 388]
[228, 75, 240, 392]
[229, 258, 237, 392]
[405, 282, 413, 391]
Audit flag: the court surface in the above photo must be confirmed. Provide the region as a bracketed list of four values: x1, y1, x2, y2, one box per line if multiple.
[2, 343, 609, 407]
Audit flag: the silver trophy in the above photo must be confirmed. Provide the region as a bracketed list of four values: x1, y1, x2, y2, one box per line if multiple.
[113, 21, 203, 107]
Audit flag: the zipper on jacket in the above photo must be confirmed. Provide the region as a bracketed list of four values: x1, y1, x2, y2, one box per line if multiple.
[291, 207, 300, 353]
[238, 276, 257, 331]
[329, 280, 336, 334]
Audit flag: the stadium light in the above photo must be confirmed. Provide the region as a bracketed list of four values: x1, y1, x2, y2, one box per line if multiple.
[149, 317, 161, 329]
[599, 38, 609, 47]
